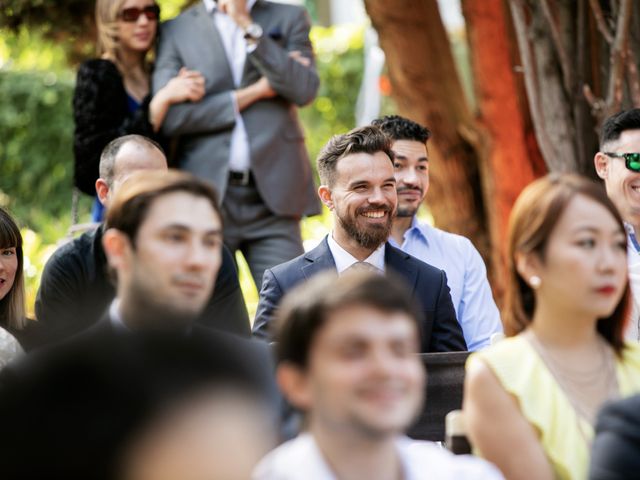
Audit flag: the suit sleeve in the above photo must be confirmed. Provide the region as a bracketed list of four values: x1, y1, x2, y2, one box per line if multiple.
[152, 24, 237, 137]
[247, 8, 319, 106]
[198, 245, 250, 337]
[252, 269, 284, 341]
[428, 271, 467, 352]
[590, 395, 640, 479]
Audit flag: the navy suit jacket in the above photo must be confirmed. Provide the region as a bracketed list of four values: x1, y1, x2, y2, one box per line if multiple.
[252, 238, 467, 352]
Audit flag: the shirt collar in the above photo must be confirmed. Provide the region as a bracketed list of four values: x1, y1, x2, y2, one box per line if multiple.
[405, 216, 431, 246]
[327, 233, 386, 274]
[625, 222, 640, 253]
[203, 0, 257, 14]
[108, 298, 130, 333]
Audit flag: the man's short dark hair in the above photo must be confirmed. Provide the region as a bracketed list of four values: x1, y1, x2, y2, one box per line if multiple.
[316, 125, 394, 187]
[275, 271, 423, 369]
[105, 169, 221, 248]
[99, 135, 166, 187]
[600, 109, 640, 149]
[372, 115, 431, 144]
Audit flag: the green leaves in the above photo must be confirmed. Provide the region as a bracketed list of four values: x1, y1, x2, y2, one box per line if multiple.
[0, 69, 76, 234]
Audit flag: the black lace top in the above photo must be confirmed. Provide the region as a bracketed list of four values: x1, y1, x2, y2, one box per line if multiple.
[72, 58, 157, 195]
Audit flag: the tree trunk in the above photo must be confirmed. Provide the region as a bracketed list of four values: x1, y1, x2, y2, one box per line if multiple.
[364, 0, 488, 256]
[462, 0, 546, 300]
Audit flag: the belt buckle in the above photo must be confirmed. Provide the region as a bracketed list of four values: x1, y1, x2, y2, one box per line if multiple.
[230, 170, 250, 186]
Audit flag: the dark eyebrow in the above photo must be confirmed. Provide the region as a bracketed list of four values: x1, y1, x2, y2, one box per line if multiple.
[162, 224, 223, 236]
[393, 154, 428, 162]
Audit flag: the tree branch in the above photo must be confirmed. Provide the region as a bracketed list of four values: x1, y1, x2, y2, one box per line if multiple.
[605, 0, 633, 115]
[540, 0, 574, 93]
[588, 0, 614, 44]
[509, 0, 557, 167]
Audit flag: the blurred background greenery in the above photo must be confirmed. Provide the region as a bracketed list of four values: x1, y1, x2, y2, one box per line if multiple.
[0, 2, 382, 319]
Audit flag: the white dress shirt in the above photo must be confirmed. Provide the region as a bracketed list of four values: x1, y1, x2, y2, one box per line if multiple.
[326, 233, 385, 274]
[203, 0, 257, 173]
[253, 433, 504, 480]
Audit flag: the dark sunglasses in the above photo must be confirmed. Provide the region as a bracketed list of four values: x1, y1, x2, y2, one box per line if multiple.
[604, 152, 640, 172]
[119, 4, 160, 22]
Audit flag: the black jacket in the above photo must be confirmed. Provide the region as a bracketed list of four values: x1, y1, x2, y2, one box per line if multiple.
[35, 225, 250, 344]
[590, 393, 640, 479]
[73, 58, 160, 195]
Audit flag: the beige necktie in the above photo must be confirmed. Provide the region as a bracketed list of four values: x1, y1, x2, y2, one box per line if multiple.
[344, 261, 381, 275]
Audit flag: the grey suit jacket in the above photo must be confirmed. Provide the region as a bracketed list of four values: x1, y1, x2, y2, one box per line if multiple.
[153, 1, 321, 217]
[253, 238, 467, 352]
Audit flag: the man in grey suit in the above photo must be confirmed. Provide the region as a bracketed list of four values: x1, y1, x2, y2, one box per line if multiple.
[253, 126, 467, 352]
[153, 0, 320, 287]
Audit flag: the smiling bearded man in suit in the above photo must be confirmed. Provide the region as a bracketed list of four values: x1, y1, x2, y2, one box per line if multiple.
[253, 125, 467, 352]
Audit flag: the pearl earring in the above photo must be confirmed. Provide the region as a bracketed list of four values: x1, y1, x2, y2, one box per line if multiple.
[529, 276, 541, 289]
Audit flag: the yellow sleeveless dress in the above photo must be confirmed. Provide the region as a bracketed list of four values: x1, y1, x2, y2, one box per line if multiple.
[467, 335, 640, 480]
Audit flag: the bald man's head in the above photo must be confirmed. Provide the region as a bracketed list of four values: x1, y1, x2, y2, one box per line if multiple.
[96, 135, 168, 207]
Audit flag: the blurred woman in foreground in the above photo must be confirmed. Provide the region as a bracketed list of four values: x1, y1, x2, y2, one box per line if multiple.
[464, 174, 640, 480]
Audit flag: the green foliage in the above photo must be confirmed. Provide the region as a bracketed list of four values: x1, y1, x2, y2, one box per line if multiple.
[0, 68, 77, 238]
[300, 24, 365, 167]
[3, 21, 368, 316]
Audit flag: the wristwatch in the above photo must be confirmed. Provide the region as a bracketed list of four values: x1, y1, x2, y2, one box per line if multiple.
[243, 22, 264, 42]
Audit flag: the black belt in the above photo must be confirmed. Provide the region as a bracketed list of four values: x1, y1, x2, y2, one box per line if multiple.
[228, 170, 252, 186]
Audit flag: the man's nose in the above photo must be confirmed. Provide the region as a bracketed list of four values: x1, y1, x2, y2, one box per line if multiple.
[368, 186, 387, 204]
[401, 168, 420, 187]
[185, 241, 209, 269]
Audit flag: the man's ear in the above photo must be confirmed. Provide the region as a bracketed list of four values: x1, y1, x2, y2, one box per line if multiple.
[102, 228, 132, 271]
[95, 179, 110, 206]
[276, 363, 312, 411]
[318, 185, 334, 210]
[594, 152, 610, 180]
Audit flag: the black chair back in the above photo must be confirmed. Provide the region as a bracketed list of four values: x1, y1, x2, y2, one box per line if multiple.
[407, 351, 470, 442]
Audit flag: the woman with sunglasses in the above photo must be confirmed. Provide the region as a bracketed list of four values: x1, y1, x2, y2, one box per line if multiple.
[463, 174, 640, 480]
[73, 0, 205, 219]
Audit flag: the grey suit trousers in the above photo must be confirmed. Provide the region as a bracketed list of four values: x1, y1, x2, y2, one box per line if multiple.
[222, 181, 304, 288]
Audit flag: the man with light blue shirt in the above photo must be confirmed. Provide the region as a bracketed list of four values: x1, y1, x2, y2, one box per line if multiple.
[373, 116, 502, 350]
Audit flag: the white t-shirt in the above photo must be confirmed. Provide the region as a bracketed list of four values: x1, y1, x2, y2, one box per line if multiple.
[253, 433, 503, 480]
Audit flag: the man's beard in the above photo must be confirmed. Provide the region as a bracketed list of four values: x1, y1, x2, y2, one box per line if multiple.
[337, 206, 393, 250]
[396, 186, 422, 218]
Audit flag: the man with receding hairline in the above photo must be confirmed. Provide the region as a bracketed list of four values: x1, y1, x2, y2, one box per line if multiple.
[36, 134, 250, 344]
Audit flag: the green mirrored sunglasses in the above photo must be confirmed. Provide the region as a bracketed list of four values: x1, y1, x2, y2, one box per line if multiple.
[604, 152, 640, 172]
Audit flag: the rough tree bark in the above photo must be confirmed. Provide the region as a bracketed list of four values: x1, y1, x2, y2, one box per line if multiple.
[365, 0, 543, 301]
[364, 0, 489, 254]
[462, 0, 545, 297]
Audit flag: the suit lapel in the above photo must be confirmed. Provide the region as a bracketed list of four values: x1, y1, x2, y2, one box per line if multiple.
[301, 237, 337, 280]
[190, 3, 236, 88]
[385, 243, 419, 291]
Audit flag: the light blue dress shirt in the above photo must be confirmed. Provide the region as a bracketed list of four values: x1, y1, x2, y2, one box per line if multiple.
[389, 218, 502, 350]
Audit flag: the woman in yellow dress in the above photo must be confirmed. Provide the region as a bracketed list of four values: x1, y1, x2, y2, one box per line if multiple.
[464, 174, 640, 480]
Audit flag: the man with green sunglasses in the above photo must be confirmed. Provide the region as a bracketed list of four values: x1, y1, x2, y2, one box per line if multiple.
[595, 108, 640, 341]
